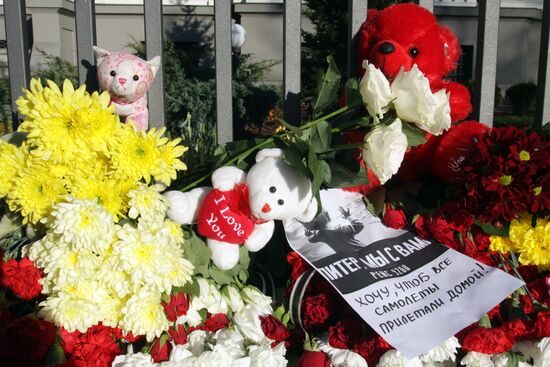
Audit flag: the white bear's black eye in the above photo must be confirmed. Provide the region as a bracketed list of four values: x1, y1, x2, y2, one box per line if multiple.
[133, 75, 139, 81]
[409, 47, 419, 58]
[110, 70, 116, 77]
[269, 186, 277, 193]
[277, 199, 284, 206]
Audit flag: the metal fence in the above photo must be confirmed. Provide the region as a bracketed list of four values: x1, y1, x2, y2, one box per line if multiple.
[3, 0, 550, 144]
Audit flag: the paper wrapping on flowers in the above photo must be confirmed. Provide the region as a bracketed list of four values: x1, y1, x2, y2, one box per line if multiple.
[284, 189, 524, 358]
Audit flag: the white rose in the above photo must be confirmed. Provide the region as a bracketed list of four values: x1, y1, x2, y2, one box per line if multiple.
[534, 337, 550, 367]
[360, 60, 393, 121]
[177, 298, 203, 327]
[194, 350, 233, 367]
[391, 65, 451, 135]
[460, 352, 494, 367]
[420, 337, 460, 364]
[248, 342, 287, 367]
[187, 330, 210, 357]
[362, 118, 408, 184]
[194, 278, 228, 315]
[214, 328, 247, 359]
[222, 285, 245, 313]
[241, 286, 272, 314]
[376, 349, 422, 367]
[234, 304, 269, 343]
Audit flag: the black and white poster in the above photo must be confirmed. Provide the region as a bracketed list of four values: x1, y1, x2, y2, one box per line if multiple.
[284, 189, 524, 358]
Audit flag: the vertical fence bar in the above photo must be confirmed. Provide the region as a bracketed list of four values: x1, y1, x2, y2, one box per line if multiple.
[283, 0, 301, 125]
[418, 0, 434, 12]
[75, 0, 98, 91]
[472, 0, 501, 127]
[215, 1, 233, 144]
[536, 0, 550, 126]
[4, 0, 30, 128]
[348, 0, 368, 79]
[144, 0, 165, 129]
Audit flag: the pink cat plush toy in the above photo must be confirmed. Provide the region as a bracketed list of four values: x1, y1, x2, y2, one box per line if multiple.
[93, 46, 160, 130]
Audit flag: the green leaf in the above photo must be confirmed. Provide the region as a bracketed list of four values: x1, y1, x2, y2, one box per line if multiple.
[320, 160, 332, 184]
[345, 78, 361, 106]
[183, 232, 211, 268]
[401, 122, 427, 147]
[208, 265, 234, 285]
[312, 55, 342, 119]
[326, 161, 370, 188]
[281, 312, 291, 326]
[279, 119, 303, 136]
[274, 305, 286, 321]
[173, 278, 200, 297]
[0, 132, 27, 146]
[0, 212, 22, 239]
[284, 146, 310, 178]
[239, 246, 250, 269]
[44, 341, 66, 365]
[475, 220, 509, 237]
[310, 120, 331, 153]
[238, 269, 249, 283]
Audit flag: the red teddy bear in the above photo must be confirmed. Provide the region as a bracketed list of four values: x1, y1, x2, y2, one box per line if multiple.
[355, 3, 489, 183]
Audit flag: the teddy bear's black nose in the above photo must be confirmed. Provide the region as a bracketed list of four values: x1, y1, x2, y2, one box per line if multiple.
[379, 42, 395, 54]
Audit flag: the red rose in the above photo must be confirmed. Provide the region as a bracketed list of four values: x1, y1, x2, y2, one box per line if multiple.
[534, 311, 550, 338]
[299, 351, 330, 367]
[428, 215, 457, 248]
[462, 327, 514, 354]
[162, 292, 189, 323]
[0, 258, 43, 300]
[287, 251, 311, 283]
[198, 313, 229, 332]
[260, 315, 291, 346]
[329, 319, 362, 349]
[151, 336, 171, 363]
[302, 294, 333, 329]
[68, 325, 122, 367]
[0, 316, 56, 367]
[413, 214, 431, 239]
[168, 324, 188, 345]
[383, 204, 407, 229]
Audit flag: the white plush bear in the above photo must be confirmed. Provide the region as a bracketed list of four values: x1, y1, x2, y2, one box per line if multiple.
[164, 148, 318, 270]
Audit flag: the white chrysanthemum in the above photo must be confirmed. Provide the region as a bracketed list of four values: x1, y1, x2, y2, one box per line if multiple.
[460, 352, 494, 367]
[96, 257, 132, 298]
[376, 349, 423, 367]
[249, 342, 287, 367]
[120, 287, 170, 342]
[39, 292, 102, 332]
[128, 183, 169, 225]
[113, 224, 192, 293]
[492, 353, 509, 367]
[48, 197, 115, 253]
[151, 219, 185, 246]
[100, 294, 125, 328]
[420, 337, 460, 364]
[513, 340, 539, 361]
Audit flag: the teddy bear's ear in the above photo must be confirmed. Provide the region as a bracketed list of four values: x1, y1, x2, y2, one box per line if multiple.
[438, 25, 461, 74]
[93, 46, 111, 64]
[295, 198, 319, 223]
[255, 148, 285, 163]
[147, 56, 161, 78]
[357, 9, 379, 75]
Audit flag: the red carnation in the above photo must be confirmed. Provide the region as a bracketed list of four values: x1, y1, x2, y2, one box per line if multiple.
[354, 336, 392, 367]
[462, 327, 514, 354]
[0, 316, 56, 367]
[198, 313, 230, 332]
[302, 293, 333, 329]
[329, 319, 362, 349]
[61, 325, 122, 367]
[428, 215, 456, 248]
[299, 351, 330, 367]
[501, 319, 534, 340]
[383, 204, 407, 229]
[112, 328, 142, 343]
[0, 258, 43, 300]
[260, 315, 291, 347]
[287, 251, 311, 283]
[162, 292, 189, 323]
[534, 311, 550, 338]
[168, 324, 188, 345]
[413, 214, 431, 239]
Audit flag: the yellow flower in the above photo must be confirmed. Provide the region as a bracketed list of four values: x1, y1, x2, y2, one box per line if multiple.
[0, 141, 25, 198]
[7, 162, 67, 223]
[489, 235, 514, 254]
[155, 137, 188, 185]
[517, 219, 550, 271]
[127, 183, 169, 225]
[119, 287, 169, 342]
[39, 292, 102, 332]
[509, 215, 532, 247]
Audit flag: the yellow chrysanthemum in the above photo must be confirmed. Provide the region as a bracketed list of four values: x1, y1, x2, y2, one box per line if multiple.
[127, 183, 169, 224]
[154, 138, 188, 185]
[489, 235, 514, 254]
[0, 141, 25, 198]
[119, 287, 170, 342]
[509, 215, 532, 246]
[7, 162, 67, 223]
[49, 197, 115, 253]
[18, 79, 119, 163]
[15, 78, 48, 120]
[39, 292, 103, 332]
[110, 128, 164, 183]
